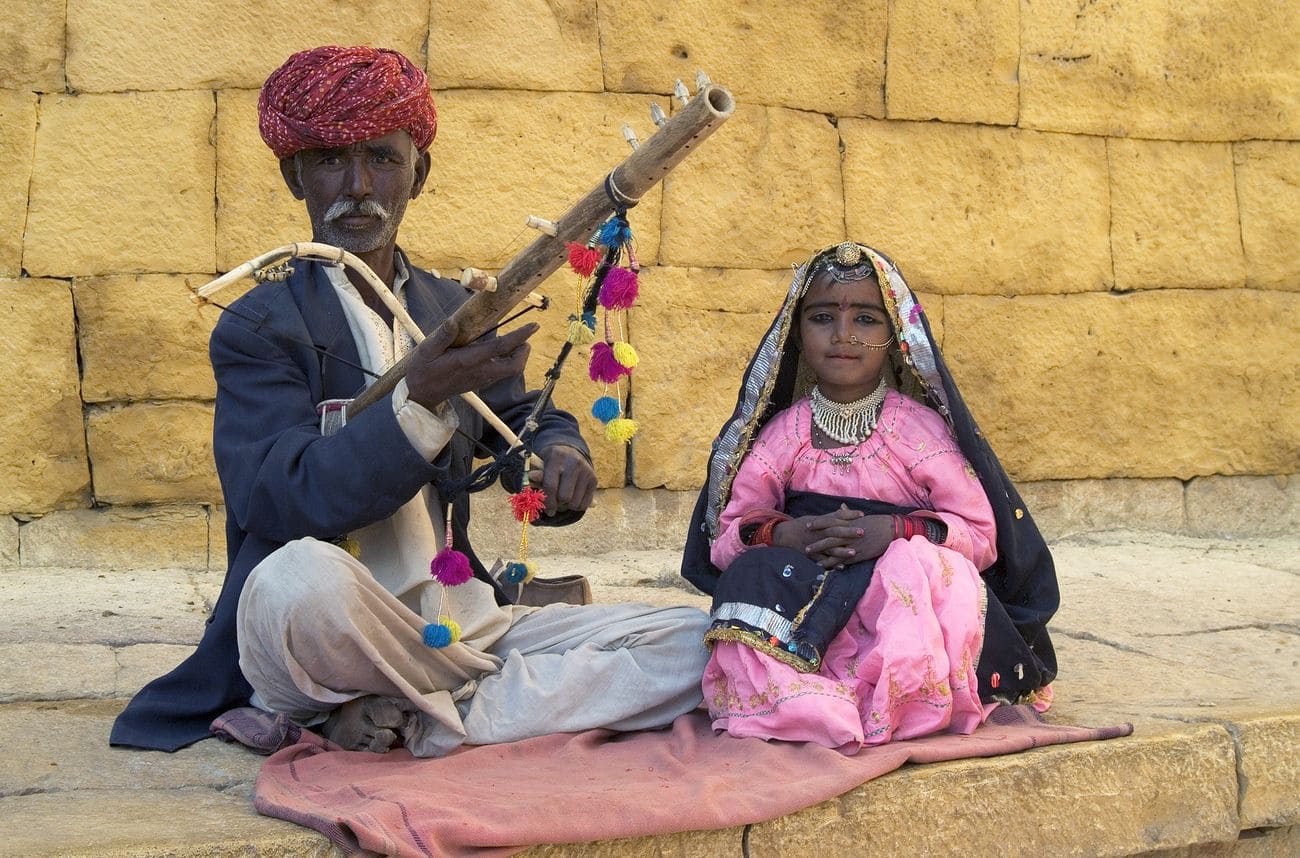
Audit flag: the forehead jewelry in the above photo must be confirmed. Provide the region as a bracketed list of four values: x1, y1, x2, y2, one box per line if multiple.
[807, 242, 874, 286]
[809, 376, 889, 446]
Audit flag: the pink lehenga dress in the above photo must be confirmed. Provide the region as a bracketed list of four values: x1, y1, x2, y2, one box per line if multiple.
[702, 392, 998, 752]
[681, 241, 1059, 754]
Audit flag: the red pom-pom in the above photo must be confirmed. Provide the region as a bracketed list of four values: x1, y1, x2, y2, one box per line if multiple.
[510, 487, 548, 524]
[567, 242, 601, 278]
[431, 548, 473, 586]
[589, 341, 630, 383]
[599, 267, 639, 310]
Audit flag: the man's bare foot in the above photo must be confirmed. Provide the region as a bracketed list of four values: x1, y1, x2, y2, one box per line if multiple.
[322, 695, 411, 753]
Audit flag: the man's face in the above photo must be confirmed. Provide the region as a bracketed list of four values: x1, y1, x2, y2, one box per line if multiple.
[282, 129, 431, 254]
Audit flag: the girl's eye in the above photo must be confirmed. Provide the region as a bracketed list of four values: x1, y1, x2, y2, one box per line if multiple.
[857, 314, 883, 325]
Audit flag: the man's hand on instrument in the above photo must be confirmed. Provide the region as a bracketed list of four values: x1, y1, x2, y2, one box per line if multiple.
[528, 444, 597, 516]
[405, 322, 538, 411]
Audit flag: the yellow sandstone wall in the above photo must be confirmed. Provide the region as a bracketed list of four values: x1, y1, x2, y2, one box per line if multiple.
[1, 0, 1297, 566]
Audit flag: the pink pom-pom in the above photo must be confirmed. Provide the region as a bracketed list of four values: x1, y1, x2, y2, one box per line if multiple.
[430, 548, 473, 586]
[589, 341, 630, 383]
[567, 242, 601, 278]
[599, 267, 639, 310]
[510, 487, 548, 523]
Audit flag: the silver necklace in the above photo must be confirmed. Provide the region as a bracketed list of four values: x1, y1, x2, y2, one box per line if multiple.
[810, 378, 889, 446]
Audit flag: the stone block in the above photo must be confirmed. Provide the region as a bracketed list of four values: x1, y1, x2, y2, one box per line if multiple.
[840, 120, 1110, 295]
[1, 641, 191, 700]
[0, 91, 37, 277]
[19, 506, 210, 570]
[0, 789, 335, 857]
[659, 104, 842, 269]
[598, 0, 887, 117]
[885, 0, 1019, 125]
[0, 643, 119, 702]
[215, 89, 314, 272]
[941, 290, 1300, 481]
[0, 517, 15, 565]
[1235, 142, 1300, 291]
[0, 565, 210, 645]
[85, 402, 221, 505]
[114, 643, 196, 696]
[0, 278, 91, 514]
[65, 0, 427, 91]
[1110, 139, 1244, 291]
[1020, 0, 1300, 140]
[748, 727, 1239, 855]
[1019, 478, 1185, 538]
[1185, 475, 1297, 539]
[429, 0, 602, 92]
[24, 91, 216, 277]
[1142, 828, 1300, 858]
[468, 486, 697, 560]
[74, 274, 220, 402]
[631, 266, 790, 489]
[0, 702, 262, 796]
[0, 0, 65, 90]
[1236, 715, 1300, 829]
[520, 827, 740, 858]
[400, 90, 664, 272]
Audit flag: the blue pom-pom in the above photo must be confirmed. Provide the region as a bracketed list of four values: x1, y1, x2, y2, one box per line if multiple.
[503, 561, 529, 584]
[591, 395, 621, 423]
[582, 311, 597, 328]
[597, 218, 633, 249]
[423, 623, 452, 648]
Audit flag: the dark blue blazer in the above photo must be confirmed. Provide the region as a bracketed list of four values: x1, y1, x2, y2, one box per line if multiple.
[110, 255, 588, 751]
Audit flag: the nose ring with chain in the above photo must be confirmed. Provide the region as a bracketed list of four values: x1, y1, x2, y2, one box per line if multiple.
[838, 333, 896, 351]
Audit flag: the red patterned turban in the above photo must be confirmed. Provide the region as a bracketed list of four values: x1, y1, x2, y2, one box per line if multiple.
[258, 45, 437, 159]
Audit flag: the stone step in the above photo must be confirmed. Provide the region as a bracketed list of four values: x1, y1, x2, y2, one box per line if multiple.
[1, 531, 1296, 856]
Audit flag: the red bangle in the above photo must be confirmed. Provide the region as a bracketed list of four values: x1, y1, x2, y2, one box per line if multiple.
[738, 509, 791, 546]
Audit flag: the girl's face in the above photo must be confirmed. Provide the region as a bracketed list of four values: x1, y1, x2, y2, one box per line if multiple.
[797, 269, 893, 402]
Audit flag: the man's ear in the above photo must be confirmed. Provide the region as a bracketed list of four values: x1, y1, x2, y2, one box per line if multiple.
[279, 155, 306, 200]
[410, 149, 432, 199]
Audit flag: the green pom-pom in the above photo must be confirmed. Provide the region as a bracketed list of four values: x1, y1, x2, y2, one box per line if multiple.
[567, 317, 597, 345]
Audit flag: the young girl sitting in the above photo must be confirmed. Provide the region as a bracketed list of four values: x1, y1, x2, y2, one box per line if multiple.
[681, 241, 1059, 753]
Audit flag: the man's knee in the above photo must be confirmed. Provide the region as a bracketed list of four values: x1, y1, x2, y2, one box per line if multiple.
[239, 538, 368, 628]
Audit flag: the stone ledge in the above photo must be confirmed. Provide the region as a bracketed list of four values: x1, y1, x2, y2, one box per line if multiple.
[1, 529, 1295, 856]
[4, 708, 1296, 858]
[13, 476, 1296, 568]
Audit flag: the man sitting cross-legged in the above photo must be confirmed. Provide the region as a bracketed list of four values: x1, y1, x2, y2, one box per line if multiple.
[110, 45, 708, 756]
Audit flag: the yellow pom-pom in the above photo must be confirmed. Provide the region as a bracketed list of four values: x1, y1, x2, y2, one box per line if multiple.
[337, 538, 361, 559]
[439, 615, 462, 644]
[567, 319, 596, 345]
[605, 417, 639, 443]
[612, 341, 639, 369]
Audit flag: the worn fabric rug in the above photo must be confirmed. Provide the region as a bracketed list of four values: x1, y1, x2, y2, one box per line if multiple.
[212, 706, 1132, 858]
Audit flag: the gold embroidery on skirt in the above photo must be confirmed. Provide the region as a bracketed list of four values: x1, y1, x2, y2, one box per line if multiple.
[888, 581, 918, 615]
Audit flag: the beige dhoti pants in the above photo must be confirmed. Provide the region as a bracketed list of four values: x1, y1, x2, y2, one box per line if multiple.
[236, 538, 710, 757]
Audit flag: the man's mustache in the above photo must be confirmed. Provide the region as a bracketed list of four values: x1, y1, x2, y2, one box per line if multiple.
[324, 199, 391, 222]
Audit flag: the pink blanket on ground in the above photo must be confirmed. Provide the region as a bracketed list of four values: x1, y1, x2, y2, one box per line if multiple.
[221, 707, 1131, 858]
